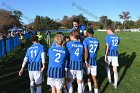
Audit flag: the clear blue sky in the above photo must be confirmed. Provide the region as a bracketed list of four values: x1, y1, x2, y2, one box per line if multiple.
[0, 0, 140, 24]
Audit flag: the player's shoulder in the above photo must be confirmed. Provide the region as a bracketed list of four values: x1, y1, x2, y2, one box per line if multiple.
[83, 37, 89, 41]
[93, 38, 99, 43]
[115, 34, 120, 38]
[106, 34, 110, 38]
[37, 43, 45, 48]
[66, 41, 73, 46]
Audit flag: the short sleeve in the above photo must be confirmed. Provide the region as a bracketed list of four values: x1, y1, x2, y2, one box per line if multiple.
[41, 45, 45, 52]
[105, 35, 109, 44]
[83, 39, 87, 48]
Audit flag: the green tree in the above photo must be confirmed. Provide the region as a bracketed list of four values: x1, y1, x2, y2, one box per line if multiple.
[0, 9, 22, 34]
[119, 11, 131, 29]
[100, 16, 108, 29]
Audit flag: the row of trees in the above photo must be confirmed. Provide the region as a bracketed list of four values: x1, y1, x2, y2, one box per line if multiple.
[1, 9, 140, 33]
[33, 16, 61, 30]
[31, 11, 140, 30]
[0, 9, 23, 34]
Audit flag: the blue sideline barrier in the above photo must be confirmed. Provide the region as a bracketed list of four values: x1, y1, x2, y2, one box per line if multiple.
[0, 32, 34, 59]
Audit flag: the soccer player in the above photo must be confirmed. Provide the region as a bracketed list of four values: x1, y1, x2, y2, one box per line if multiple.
[47, 34, 68, 93]
[66, 29, 84, 93]
[46, 30, 51, 46]
[83, 28, 99, 93]
[19, 35, 46, 93]
[69, 18, 80, 32]
[19, 33, 25, 50]
[105, 26, 120, 89]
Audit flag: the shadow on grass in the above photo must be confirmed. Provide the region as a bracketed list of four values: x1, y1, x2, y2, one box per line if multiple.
[97, 52, 136, 93]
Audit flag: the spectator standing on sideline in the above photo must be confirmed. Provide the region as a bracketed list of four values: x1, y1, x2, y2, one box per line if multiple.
[20, 33, 25, 50]
[46, 30, 51, 46]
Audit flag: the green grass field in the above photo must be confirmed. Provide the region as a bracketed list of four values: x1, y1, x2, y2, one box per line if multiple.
[0, 31, 140, 93]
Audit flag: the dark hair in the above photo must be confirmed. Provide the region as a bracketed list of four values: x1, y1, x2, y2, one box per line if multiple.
[56, 32, 64, 36]
[70, 29, 80, 39]
[65, 36, 70, 39]
[72, 18, 79, 24]
[107, 26, 115, 33]
[87, 28, 94, 34]
[30, 35, 38, 42]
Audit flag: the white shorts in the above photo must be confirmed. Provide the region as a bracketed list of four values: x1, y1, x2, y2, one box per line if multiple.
[29, 71, 43, 84]
[107, 56, 119, 66]
[67, 70, 83, 80]
[47, 78, 64, 89]
[86, 66, 97, 76]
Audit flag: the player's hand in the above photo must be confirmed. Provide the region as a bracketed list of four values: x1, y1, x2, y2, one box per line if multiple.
[104, 55, 108, 62]
[19, 68, 23, 76]
[41, 66, 45, 73]
[65, 68, 68, 72]
[85, 61, 90, 67]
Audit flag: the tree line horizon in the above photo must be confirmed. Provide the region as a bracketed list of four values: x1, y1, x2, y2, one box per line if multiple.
[1, 9, 140, 34]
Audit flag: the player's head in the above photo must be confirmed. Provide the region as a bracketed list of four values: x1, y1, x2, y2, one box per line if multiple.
[30, 35, 39, 43]
[87, 28, 94, 37]
[106, 26, 115, 34]
[73, 18, 79, 29]
[70, 29, 80, 40]
[54, 34, 64, 45]
[56, 32, 64, 36]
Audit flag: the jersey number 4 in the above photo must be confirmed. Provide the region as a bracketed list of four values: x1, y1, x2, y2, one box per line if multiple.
[75, 48, 79, 56]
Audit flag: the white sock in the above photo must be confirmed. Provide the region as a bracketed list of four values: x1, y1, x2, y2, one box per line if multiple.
[67, 82, 73, 93]
[30, 86, 35, 93]
[36, 86, 42, 93]
[94, 88, 98, 93]
[30, 81, 35, 93]
[88, 82, 92, 91]
[114, 72, 118, 86]
[82, 81, 85, 92]
[63, 89, 68, 93]
[106, 67, 111, 83]
[78, 83, 82, 93]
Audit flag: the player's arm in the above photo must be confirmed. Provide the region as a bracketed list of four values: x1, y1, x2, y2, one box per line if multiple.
[84, 47, 90, 67]
[19, 57, 28, 76]
[83, 41, 90, 67]
[105, 36, 109, 62]
[105, 43, 109, 62]
[65, 49, 69, 72]
[41, 52, 46, 73]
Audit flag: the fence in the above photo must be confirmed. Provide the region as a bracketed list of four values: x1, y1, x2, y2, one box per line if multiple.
[0, 32, 34, 59]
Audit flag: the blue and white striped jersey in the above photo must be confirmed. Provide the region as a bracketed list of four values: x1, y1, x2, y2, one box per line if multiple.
[106, 34, 120, 56]
[66, 40, 84, 70]
[47, 45, 67, 78]
[83, 37, 99, 66]
[25, 43, 45, 71]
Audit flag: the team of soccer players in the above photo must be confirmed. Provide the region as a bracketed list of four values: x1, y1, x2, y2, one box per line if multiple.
[19, 26, 120, 93]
